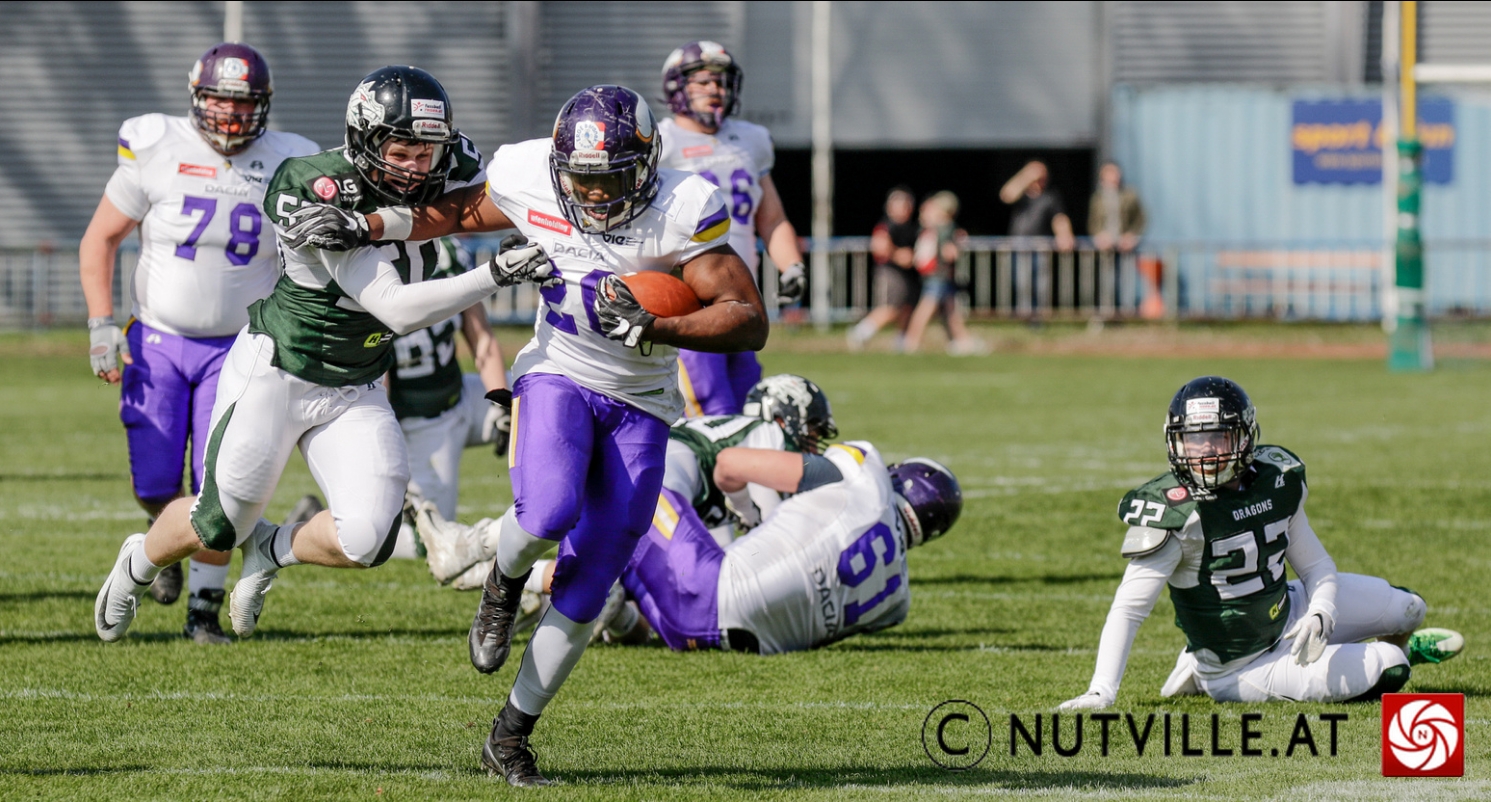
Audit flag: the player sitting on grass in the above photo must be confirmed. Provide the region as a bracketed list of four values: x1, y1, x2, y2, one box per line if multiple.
[524, 442, 960, 654]
[412, 373, 838, 590]
[1061, 376, 1464, 710]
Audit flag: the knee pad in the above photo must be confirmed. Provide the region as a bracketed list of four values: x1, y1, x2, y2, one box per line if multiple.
[1393, 586, 1428, 633]
[368, 515, 403, 568]
[1348, 664, 1411, 703]
[336, 516, 391, 567]
[191, 494, 240, 552]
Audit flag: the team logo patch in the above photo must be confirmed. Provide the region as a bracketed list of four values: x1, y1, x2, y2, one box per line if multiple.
[574, 120, 606, 152]
[219, 57, 249, 80]
[1382, 693, 1463, 776]
[178, 163, 217, 178]
[682, 145, 714, 159]
[1185, 398, 1220, 415]
[312, 176, 339, 200]
[1165, 487, 1189, 502]
[410, 98, 445, 118]
[346, 81, 385, 129]
[527, 208, 573, 236]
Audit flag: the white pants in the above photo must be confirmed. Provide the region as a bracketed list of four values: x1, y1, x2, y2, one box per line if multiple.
[400, 373, 493, 520]
[1187, 574, 1422, 703]
[190, 330, 409, 566]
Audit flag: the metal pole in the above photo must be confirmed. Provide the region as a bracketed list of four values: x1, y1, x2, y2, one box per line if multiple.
[1381, 0, 1399, 332]
[224, 0, 243, 42]
[1390, 0, 1433, 371]
[810, 0, 833, 330]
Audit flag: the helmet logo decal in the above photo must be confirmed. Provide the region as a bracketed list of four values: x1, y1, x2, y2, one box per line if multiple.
[634, 98, 655, 142]
[410, 98, 445, 118]
[1185, 398, 1220, 414]
[219, 57, 249, 79]
[312, 176, 339, 201]
[574, 120, 606, 151]
[346, 81, 385, 129]
[189, 60, 204, 86]
[412, 119, 450, 138]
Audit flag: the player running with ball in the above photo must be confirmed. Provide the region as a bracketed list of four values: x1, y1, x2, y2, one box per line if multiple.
[289, 84, 767, 786]
[93, 67, 550, 644]
[659, 41, 807, 416]
[1061, 377, 1464, 710]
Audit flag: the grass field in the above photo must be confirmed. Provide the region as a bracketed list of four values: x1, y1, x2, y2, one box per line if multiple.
[2, 325, 1488, 800]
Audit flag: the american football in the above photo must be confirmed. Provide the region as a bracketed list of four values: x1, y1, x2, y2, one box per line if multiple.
[619, 270, 703, 317]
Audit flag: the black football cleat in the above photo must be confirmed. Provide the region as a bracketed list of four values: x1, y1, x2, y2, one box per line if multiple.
[148, 560, 183, 605]
[469, 565, 530, 674]
[183, 588, 232, 645]
[482, 720, 553, 787]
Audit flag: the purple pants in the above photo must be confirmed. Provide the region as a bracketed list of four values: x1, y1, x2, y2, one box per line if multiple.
[510, 373, 669, 623]
[119, 320, 236, 505]
[620, 488, 724, 651]
[678, 349, 762, 417]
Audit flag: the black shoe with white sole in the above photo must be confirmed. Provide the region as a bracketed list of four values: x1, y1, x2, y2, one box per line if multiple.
[469, 565, 530, 674]
[480, 705, 552, 787]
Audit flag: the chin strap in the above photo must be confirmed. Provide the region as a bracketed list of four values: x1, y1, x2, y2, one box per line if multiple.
[896, 496, 923, 549]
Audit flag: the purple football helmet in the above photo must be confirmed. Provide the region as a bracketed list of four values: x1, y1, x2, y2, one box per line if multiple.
[889, 458, 962, 548]
[662, 40, 742, 129]
[550, 85, 661, 233]
[188, 43, 273, 154]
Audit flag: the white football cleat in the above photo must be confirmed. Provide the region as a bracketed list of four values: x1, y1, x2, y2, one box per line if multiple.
[416, 501, 486, 584]
[229, 523, 281, 638]
[95, 533, 151, 642]
[590, 582, 627, 644]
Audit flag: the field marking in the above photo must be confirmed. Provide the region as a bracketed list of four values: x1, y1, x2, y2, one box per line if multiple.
[839, 785, 1227, 800]
[1275, 780, 1491, 802]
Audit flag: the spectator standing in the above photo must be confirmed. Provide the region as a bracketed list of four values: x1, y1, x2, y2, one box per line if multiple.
[902, 192, 984, 355]
[1088, 161, 1146, 253]
[1000, 160, 1075, 250]
[847, 187, 920, 350]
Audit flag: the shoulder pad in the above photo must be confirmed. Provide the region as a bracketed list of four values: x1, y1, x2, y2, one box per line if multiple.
[1121, 525, 1174, 558]
[117, 113, 170, 156]
[448, 133, 485, 183]
[264, 150, 365, 225]
[1117, 474, 1196, 530]
[1253, 445, 1305, 474]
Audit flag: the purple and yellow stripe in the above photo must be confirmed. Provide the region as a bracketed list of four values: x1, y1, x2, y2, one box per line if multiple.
[690, 206, 730, 243]
[117, 137, 135, 160]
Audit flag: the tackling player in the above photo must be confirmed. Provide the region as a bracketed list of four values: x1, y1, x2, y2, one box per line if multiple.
[287, 84, 769, 786]
[93, 68, 551, 646]
[79, 44, 317, 643]
[1060, 377, 1464, 710]
[660, 41, 807, 416]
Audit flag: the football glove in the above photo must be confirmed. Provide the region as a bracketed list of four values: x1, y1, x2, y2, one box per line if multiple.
[1057, 691, 1114, 711]
[279, 203, 370, 251]
[723, 487, 762, 528]
[482, 389, 513, 458]
[777, 262, 806, 306]
[87, 316, 128, 380]
[488, 234, 558, 288]
[1283, 611, 1334, 666]
[594, 274, 656, 349]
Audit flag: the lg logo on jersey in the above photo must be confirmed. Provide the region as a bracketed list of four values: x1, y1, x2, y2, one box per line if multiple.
[1382, 693, 1464, 777]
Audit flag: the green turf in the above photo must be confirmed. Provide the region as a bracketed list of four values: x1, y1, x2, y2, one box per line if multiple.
[1, 327, 1487, 800]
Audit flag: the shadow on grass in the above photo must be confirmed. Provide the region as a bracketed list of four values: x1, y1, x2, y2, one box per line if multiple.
[1411, 682, 1491, 698]
[915, 572, 1124, 586]
[0, 590, 95, 603]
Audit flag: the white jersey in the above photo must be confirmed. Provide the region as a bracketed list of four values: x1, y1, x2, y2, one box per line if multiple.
[657, 117, 774, 276]
[105, 114, 318, 337]
[716, 441, 911, 654]
[488, 138, 731, 421]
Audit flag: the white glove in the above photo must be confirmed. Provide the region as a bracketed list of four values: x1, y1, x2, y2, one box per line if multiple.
[723, 487, 762, 528]
[1283, 611, 1333, 666]
[489, 234, 558, 288]
[777, 262, 806, 306]
[88, 316, 128, 379]
[1057, 691, 1113, 711]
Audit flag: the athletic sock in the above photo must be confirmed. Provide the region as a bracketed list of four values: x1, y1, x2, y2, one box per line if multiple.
[188, 559, 229, 596]
[496, 507, 552, 579]
[269, 522, 302, 567]
[509, 605, 592, 715]
[524, 561, 552, 594]
[126, 546, 162, 586]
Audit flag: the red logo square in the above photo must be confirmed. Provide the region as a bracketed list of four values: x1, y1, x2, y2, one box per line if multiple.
[527, 209, 573, 236]
[1382, 693, 1464, 777]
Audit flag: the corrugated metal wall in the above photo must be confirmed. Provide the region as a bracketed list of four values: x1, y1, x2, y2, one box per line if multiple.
[1422, 1, 1491, 62]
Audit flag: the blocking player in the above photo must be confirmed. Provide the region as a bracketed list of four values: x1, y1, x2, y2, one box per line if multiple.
[387, 236, 509, 557]
[287, 84, 769, 786]
[413, 373, 837, 588]
[79, 43, 318, 643]
[1060, 377, 1464, 710]
[93, 67, 552, 645]
[660, 41, 806, 416]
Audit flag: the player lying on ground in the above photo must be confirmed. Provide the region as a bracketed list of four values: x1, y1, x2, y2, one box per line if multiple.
[93, 66, 550, 644]
[660, 40, 807, 416]
[283, 84, 769, 787]
[413, 373, 837, 589]
[525, 442, 961, 653]
[80, 43, 318, 643]
[1060, 376, 1464, 710]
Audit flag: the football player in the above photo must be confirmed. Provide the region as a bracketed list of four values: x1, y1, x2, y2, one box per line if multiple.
[79, 43, 318, 643]
[660, 41, 807, 416]
[387, 236, 509, 557]
[284, 84, 768, 787]
[413, 373, 837, 588]
[1060, 377, 1465, 710]
[92, 67, 548, 646]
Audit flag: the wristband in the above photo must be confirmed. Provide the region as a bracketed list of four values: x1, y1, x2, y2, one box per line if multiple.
[88, 316, 116, 330]
[372, 206, 414, 241]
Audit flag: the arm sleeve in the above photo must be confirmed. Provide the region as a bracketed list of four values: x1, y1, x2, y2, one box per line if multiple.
[1283, 487, 1338, 623]
[1086, 537, 1181, 699]
[325, 248, 499, 336]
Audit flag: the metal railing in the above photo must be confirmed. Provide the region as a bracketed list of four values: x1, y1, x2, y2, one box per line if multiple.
[9, 237, 1491, 329]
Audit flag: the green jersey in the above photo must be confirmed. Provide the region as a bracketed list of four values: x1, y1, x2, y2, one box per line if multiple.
[388, 238, 474, 419]
[252, 140, 485, 386]
[670, 415, 796, 526]
[1118, 445, 1307, 665]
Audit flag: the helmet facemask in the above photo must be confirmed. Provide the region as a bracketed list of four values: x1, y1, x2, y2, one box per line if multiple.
[662, 41, 743, 130]
[191, 91, 270, 154]
[551, 155, 656, 233]
[358, 133, 451, 205]
[1165, 399, 1259, 494]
